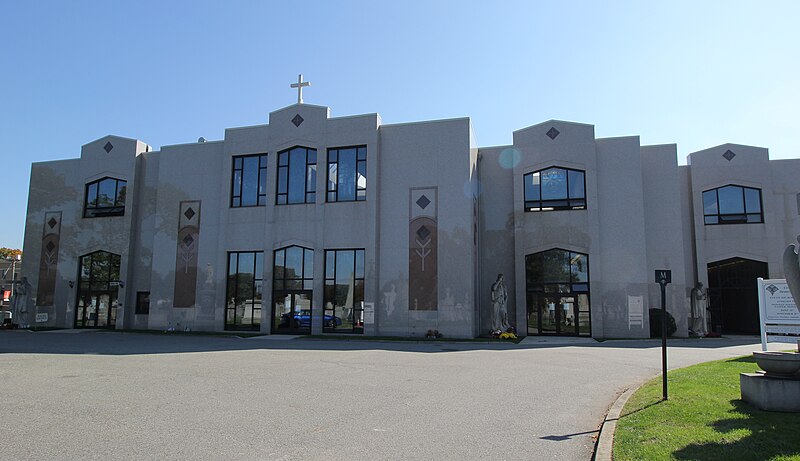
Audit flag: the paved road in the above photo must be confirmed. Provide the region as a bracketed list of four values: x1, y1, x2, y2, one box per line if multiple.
[0, 331, 785, 460]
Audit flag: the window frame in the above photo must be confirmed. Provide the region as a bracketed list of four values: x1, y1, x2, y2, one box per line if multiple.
[83, 177, 127, 218]
[702, 184, 764, 225]
[224, 251, 264, 331]
[523, 166, 586, 212]
[323, 249, 366, 334]
[230, 153, 268, 208]
[326, 145, 367, 203]
[273, 246, 315, 291]
[276, 146, 317, 205]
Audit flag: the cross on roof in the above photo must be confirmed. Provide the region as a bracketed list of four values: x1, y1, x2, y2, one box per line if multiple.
[290, 74, 310, 104]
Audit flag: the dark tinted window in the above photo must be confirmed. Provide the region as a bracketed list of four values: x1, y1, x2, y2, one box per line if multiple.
[84, 177, 126, 217]
[524, 167, 586, 212]
[703, 185, 763, 225]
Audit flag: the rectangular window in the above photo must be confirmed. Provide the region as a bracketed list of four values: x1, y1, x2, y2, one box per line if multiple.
[277, 147, 316, 204]
[327, 146, 367, 202]
[524, 167, 586, 212]
[231, 154, 267, 207]
[84, 177, 127, 217]
[323, 249, 365, 334]
[135, 291, 150, 315]
[703, 185, 763, 225]
[225, 251, 263, 330]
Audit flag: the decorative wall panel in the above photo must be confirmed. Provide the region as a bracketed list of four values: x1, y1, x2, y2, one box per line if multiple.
[409, 188, 438, 310]
[36, 211, 61, 306]
[174, 201, 201, 307]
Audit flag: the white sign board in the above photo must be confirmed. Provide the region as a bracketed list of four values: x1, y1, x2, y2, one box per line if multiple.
[363, 302, 375, 325]
[627, 295, 644, 329]
[35, 312, 48, 323]
[757, 278, 800, 350]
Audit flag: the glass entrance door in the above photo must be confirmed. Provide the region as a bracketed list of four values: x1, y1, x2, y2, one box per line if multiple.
[272, 291, 313, 334]
[76, 290, 119, 328]
[528, 294, 589, 336]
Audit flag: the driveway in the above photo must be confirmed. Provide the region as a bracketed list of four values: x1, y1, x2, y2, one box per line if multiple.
[0, 331, 784, 460]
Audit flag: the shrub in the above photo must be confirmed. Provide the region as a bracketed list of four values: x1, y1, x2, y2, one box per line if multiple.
[648, 308, 677, 337]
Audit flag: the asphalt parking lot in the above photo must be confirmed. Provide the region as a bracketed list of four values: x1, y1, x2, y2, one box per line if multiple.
[0, 331, 780, 460]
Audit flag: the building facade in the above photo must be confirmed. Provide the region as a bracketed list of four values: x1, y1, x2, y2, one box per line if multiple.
[20, 101, 800, 338]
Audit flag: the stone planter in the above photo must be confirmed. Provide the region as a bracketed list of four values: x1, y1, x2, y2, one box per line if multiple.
[753, 351, 800, 377]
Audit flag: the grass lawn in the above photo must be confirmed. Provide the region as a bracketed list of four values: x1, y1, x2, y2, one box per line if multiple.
[614, 355, 800, 461]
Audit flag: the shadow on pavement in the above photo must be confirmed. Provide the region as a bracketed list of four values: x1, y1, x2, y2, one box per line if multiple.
[0, 330, 768, 356]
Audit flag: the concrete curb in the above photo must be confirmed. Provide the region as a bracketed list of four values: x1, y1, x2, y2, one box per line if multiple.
[593, 383, 642, 461]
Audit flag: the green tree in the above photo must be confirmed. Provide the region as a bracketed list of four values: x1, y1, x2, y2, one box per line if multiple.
[0, 248, 22, 259]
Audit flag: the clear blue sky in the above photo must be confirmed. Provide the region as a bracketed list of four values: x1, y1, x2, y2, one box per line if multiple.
[1, 1, 798, 249]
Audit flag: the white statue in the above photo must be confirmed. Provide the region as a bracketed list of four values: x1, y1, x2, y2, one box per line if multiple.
[12, 277, 31, 327]
[689, 282, 708, 336]
[782, 235, 800, 314]
[491, 274, 510, 331]
[204, 263, 214, 287]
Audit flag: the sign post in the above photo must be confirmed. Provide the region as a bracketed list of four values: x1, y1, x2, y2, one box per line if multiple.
[655, 269, 672, 401]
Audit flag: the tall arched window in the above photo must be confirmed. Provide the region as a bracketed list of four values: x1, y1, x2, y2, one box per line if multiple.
[75, 250, 121, 328]
[276, 147, 317, 205]
[525, 248, 590, 336]
[272, 245, 314, 334]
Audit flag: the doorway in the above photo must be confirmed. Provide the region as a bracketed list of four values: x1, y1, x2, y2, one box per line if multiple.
[527, 293, 590, 336]
[525, 249, 591, 337]
[75, 251, 121, 329]
[272, 290, 313, 334]
[707, 257, 768, 334]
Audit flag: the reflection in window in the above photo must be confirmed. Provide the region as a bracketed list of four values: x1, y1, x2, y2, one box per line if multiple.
[324, 249, 365, 334]
[231, 154, 267, 207]
[84, 177, 127, 217]
[327, 146, 366, 202]
[273, 246, 314, 291]
[525, 249, 590, 337]
[277, 146, 316, 204]
[703, 185, 763, 225]
[225, 251, 263, 330]
[523, 167, 585, 212]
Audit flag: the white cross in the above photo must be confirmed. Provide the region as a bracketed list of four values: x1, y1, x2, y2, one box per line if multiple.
[290, 74, 310, 104]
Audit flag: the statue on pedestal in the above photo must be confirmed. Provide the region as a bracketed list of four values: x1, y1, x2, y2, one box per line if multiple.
[491, 273, 510, 332]
[783, 235, 800, 314]
[689, 282, 708, 336]
[12, 277, 31, 328]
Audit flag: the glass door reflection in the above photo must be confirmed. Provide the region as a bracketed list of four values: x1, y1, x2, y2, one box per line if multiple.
[272, 291, 313, 334]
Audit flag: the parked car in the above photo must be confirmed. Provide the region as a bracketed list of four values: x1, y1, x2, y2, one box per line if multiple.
[279, 310, 341, 329]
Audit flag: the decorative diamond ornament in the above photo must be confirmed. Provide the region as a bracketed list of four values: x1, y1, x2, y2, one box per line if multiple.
[291, 114, 304, 127]
[416, 195, 431, 210]
[48, 217, 58, 228]
[183, 234, 194, 247]
[766, 284, 779, 295]
[723, 149, 736, 161]
[184, 207, 195, 220]
[46, 241, 55, 252]
[104, 141, 114, 153]
[546, 127, 560, 140]
[416, 225, 431, 241]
